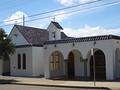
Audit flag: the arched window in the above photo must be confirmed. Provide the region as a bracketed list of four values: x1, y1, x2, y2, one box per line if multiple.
[50, 51, 60, 70]
[23, 53, 26, 69]
[18, 54, 21, 69]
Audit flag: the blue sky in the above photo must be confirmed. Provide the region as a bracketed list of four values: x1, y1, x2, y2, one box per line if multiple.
[0, 0, 120, 37]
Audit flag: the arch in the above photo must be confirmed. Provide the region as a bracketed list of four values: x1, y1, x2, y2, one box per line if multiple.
[68, 52, 75, 78]
[49, 51, 64, 70]
[49, 51, 64, 78]
[87, 48, 106, 79]
[115, 48, 120, 78]
[68, 49, 83, 78]
[67, 49, 83, 59]
[88, 49, 106, 80]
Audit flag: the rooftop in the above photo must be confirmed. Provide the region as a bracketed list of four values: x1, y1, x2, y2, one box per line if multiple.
[51, 21, 63, 30]
[15, 25, 68, 46]
[44, 35, 120, 45]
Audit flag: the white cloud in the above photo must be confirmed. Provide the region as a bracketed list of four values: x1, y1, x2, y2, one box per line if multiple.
[4, 11, 28, 25]
[63, 25, 120, 37]
[53, 10, 71, 22]
[56, 0, 98, 6]
[79, 0, 98, 4]
[56, 0, 77, 6]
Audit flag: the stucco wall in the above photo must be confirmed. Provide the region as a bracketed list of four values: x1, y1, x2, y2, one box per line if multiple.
[47, 23, 61, 40]
[10, 47, 33, 76]
[73, 50, 84, 77]
[32, 47, 44, 76]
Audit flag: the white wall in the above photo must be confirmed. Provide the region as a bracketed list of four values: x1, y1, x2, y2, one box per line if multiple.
[47, 22, 61, 40]
[73, 51, 84, 77]
[32, 47, 44, 76]
[10, 47, 33, 76]
[44, 50, 50, 78]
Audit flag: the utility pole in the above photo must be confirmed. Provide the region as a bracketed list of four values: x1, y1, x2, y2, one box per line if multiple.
[91, 48, 96, 87]
[23, 15, 25, 26]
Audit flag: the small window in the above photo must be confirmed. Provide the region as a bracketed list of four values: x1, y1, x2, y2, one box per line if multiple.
[23, 53, 26, 69]
[18, 54, 21, 69]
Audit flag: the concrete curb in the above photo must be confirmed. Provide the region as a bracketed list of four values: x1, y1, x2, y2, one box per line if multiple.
[2, 82, 110, 90]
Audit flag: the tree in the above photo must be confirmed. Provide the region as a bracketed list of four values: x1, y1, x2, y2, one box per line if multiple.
[0, 28, 15, 61]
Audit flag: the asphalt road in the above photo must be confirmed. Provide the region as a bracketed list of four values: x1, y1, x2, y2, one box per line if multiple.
[0, 84, 108, 90]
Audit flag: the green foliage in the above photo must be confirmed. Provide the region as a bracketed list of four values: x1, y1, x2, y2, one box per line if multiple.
[0, 28, 15, 61]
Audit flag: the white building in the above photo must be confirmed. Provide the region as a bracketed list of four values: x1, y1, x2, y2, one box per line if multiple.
[8, 21, 67, 77]
[1, 21, 120, 80]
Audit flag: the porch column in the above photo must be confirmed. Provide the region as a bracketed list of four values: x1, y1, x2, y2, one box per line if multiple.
[106, 51, 115, 80]
[64, 59, 68, 79]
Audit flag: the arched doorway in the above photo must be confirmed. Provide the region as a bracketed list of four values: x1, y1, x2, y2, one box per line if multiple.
[68, 52, 75, 78]
[90, 50, 106, 80]
[115, 48, 120, 79]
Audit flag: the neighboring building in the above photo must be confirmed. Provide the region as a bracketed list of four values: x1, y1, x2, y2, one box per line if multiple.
[1, 21, 120, 80]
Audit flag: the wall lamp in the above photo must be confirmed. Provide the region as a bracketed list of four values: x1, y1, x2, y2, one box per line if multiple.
[93, 41, 96, 45]
[54, 44, 57, 48]
[44, 45, 47, 49]
[72, 43, 75, 47]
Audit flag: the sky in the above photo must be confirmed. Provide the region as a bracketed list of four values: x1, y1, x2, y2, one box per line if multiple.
[0, 0, 120, 37]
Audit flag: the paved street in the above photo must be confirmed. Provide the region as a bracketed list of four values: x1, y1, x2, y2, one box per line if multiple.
[0, 84, 108, 90]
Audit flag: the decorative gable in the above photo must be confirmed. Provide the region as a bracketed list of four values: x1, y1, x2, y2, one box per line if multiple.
[9, 26, 29, 46]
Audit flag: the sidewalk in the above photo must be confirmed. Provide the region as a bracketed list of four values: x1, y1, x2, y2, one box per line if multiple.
[0, 76, 120, 90]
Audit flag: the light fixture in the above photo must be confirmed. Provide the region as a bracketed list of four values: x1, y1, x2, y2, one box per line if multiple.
[72, 43, 75, 47]
[117, 41, 119, 44]
[44, 45, 47, 49]
[80, 57, 83, 62]
[93, 41, 96, 45]
[54, 44, 57, 48]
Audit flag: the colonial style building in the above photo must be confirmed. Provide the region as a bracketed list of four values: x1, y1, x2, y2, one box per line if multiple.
[0, 21, 120, 80]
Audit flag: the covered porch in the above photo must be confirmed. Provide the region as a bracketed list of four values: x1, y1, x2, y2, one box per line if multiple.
[48, 49, 106, 81]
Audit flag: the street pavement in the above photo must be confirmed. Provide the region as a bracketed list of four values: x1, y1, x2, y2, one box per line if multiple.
[0, 76, 120, 90]
[0, 84, 106, 90]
